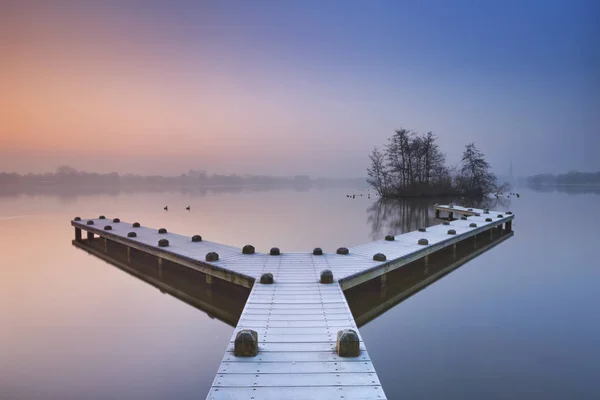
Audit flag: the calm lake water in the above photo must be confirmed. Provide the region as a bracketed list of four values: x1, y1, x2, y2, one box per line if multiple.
[1, 186, 599, 399]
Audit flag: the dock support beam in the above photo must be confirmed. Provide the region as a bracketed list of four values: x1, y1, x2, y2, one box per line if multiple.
[435, 209, 440, 219]
[158, 257, 163, 278]
[452, 243, 457, 259]
[206, 274, 213, 285]
[87, 231, 94, 241]
[424, 255, 429, 267]
[505, 220, 513, 232]
[380, 274, 387, 299]
[449, 212, 454, 220]
[127, 247, 131, 264]
[75, 227, 82, 242]
[103, 238, 108, 253]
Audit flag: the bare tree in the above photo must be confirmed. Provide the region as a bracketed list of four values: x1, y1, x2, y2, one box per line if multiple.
[367, 147, 389, 196]
[459, 143, 496, 196]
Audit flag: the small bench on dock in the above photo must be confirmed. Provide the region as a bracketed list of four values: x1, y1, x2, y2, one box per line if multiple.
[71, 205, 514, 399]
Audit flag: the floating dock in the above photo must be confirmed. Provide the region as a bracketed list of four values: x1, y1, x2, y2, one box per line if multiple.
[71, 204, 514, 399]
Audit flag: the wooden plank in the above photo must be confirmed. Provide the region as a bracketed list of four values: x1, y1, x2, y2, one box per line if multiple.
[240, 314, 353, 321]
[221, 351, 371, 363]
[207, 386, 386, 400]
[218, 361, 375, 374]
[236, 320, 357, 329]
[213, 372, 380, 387]
[232, 326, 358, 335]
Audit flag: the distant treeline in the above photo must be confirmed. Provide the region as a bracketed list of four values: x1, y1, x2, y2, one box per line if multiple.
[367, 128, 508, 198]
[526, 171, 600, 186]
[0, 166, 367, 189]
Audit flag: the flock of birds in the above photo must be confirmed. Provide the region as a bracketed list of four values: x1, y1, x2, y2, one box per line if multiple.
[163, 205, 191, 211]
[343, 190, 520, 201]
[162, 191, 520, 210]
[495, 192, 520, 199]
[345, 190, 375, 200]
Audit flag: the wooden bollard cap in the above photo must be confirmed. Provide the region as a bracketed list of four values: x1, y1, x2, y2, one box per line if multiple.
[320, 269, 333, 284]
[336, 329, 360, 357]
[373, 253, 386, 261]
[234, 329, 258, 357]
[260, 273, 274, 284]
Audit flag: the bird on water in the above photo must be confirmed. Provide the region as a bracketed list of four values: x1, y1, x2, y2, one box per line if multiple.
[164, 205, 168, 211]
[186, 206, 190, 211]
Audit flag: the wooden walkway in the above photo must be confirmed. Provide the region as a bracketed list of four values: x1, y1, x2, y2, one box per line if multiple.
[71, 204, 514, 400]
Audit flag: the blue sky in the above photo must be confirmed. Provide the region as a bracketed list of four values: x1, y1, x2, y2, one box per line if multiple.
[2, 0, 599, 177]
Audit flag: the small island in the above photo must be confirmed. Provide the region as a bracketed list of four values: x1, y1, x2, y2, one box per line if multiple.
[367, 128, 509, 198]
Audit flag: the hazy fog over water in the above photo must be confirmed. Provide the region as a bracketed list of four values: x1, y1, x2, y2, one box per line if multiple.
[2, 0, 599, 178]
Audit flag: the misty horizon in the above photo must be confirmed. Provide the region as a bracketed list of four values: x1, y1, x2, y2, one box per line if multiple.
[2, 1, 599, 179]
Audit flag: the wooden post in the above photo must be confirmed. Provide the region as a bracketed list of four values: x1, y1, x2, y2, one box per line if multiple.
[435, 209, 440, 219]
[449, 212, 454, 220]
[206, 274, 213, 285]
[158, 257, 163, 278]
[505, 220, 512, 232]
[473, 234, 477, 249]
[103, 237, 108, 253]
[452, 243, 457, 259]
[74, 227, 82, 242]
[424, 255, 429, 267]
[87, 231, 94, 241]
[127, 247, 131, 264]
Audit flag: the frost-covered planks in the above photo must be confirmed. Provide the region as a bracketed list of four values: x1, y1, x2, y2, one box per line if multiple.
[339, 211, 513, 287]
[210, 282, 385, 400]
[71, 217, 263, 286]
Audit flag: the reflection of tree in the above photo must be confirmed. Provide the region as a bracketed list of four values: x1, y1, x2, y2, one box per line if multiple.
[367, 198, 439, 240]
[367, 196, 511, 240]
[457, 196, 510, 210]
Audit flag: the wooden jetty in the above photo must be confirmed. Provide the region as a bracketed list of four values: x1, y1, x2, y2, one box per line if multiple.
[71, 204, 514, 399]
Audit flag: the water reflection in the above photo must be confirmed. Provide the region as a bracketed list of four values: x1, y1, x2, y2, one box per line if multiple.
[71, 238, 250, 327]
[72, 216, 512, 335]
[346, 229, 514, 327]
[367, 196, 511, 239]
